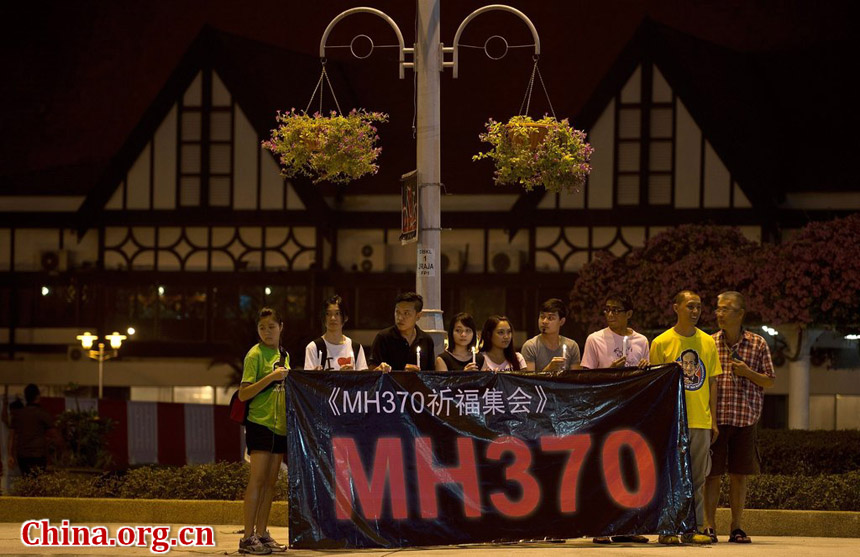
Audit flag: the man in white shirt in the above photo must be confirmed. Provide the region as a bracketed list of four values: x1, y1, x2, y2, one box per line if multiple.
[580, 294, 649, 544]
[581, 294, 649, 370]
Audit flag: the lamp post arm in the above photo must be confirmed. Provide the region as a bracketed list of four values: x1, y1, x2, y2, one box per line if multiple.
[319, 7, 412, 79]
[450, 4, 541, 78]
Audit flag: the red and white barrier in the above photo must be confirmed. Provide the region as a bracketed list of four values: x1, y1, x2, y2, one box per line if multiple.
[40, 397, 244, 468]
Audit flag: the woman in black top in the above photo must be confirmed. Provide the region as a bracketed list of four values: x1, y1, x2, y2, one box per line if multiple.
[435, 312, 484, 371]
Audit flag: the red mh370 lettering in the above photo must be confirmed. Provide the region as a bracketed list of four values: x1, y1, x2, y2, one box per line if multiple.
[333, 430, 656, 520]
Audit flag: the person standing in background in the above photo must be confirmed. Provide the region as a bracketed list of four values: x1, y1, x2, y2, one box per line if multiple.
[8, 384, 53, 478]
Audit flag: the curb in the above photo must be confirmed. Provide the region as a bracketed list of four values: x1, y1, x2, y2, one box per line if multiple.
[716, 508, 860, 539]
[1, 497, 858, 537]
[0, 498, 286, 527]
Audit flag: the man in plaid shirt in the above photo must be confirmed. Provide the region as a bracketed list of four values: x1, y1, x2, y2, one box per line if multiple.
[704, 291, 775, 544]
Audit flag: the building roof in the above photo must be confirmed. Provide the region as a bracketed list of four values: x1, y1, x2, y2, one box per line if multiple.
[2, 1, 856, 203]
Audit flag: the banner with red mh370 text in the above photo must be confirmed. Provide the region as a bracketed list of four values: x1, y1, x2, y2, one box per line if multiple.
[286, 364, 695, 549]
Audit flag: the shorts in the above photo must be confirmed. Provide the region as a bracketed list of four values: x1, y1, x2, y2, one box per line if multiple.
[245, 421, 287, 454]
[708, 423, 760, 476]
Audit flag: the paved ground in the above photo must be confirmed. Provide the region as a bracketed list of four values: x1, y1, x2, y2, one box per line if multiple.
[0, 523, 858, 556]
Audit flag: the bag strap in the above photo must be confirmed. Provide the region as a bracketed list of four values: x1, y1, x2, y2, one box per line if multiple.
[313, 338, 328, 369]
[314, 337, 361, 369]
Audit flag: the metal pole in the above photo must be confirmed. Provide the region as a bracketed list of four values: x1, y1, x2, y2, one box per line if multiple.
[98, 343, 104, 399]
[415, 0, 445, 351]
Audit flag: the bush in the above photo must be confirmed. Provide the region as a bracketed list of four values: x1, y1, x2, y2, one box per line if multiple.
[117, 463, 253, 500]
[12, 462, 287, 501]
[13, 471, 122, 498]
[719, 471, 860, 511]
[758, 429, 860, 475]
[568, 225, 760, 332]
[53, 409, 115, 469]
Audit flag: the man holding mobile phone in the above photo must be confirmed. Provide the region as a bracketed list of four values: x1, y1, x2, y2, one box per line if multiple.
[705, 291, 775, 544]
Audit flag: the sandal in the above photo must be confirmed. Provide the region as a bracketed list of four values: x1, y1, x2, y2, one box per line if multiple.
[728, 528, 751, 543]
[702, 528, 717, 543]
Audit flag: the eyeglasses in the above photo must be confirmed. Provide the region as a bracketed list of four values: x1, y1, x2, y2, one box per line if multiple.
[603, 307, 627, 315]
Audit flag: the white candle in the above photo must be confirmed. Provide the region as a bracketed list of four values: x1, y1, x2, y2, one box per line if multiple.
[472, 346, 477, 365]
[416, 346, 421, 369]
[622, 336, 629, 364]
[562, 344, 568, 363]
[318, 350, 323, 369]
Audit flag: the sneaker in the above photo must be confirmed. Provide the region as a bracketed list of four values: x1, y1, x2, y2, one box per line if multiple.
[681, 531, 713, 545]
[658, 534, 682, 545]
[702, 528, 718, 543]
[258, 532, 287, 552]
[239, 535, 272, 555]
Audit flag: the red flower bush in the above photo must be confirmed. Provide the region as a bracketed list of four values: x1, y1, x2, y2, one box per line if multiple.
[569, 215, 860, 333]
[749, 214, 860, 327]
[569, 225, 761, 332]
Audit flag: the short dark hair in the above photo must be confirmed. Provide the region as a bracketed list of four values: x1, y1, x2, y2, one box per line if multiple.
[24, 383, 40, 405]
[395, 291, 423, 312]
[258, 307, 283, 325]
[718, 291, 746, 310]
[447, 312, 478, 350]
[539, 298, 568, 320]
[674, 290, 699, 305]
[604, 293, 633, 312]
[322, 294, 349, 324]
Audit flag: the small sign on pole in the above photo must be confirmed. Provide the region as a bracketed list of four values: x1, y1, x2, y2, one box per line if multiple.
[400, 170, 418, 245]
[417, 248, 435, 277]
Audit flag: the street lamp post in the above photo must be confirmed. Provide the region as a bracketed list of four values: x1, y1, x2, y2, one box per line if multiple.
[76, 331, 128, 399]
[320, 2, 541, 352]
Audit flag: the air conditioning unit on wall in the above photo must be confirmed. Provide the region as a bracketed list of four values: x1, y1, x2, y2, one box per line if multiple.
[440, 249, 465, 273]
[67, 344, 84, 362]
[488, 245, 524, 274]
[351, 243, 387, 273]
[38, 250, 69, 272]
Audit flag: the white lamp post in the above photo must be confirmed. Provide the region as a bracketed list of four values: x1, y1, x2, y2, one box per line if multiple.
[319, 3, 541, 352]
[76, 330, 131, 398]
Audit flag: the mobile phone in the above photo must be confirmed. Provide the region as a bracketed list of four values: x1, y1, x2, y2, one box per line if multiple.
[731, 348, 743, 363]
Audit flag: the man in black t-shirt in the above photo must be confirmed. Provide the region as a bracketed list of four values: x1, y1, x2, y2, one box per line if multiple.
[368, 292, 435, 371]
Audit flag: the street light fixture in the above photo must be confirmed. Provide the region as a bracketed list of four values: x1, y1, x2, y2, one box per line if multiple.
[76, 330, 131, 398]
[106, 331, 127, 350]
[76, 331, 97, 350]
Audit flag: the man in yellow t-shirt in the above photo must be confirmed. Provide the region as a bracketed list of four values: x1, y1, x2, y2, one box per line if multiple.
[650, 290, 722, 545]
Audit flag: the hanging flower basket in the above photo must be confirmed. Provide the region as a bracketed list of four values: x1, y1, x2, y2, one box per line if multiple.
[506, 121, 550, 149]
[473, 115, 594, 193]
[262, 108, 388, 184]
